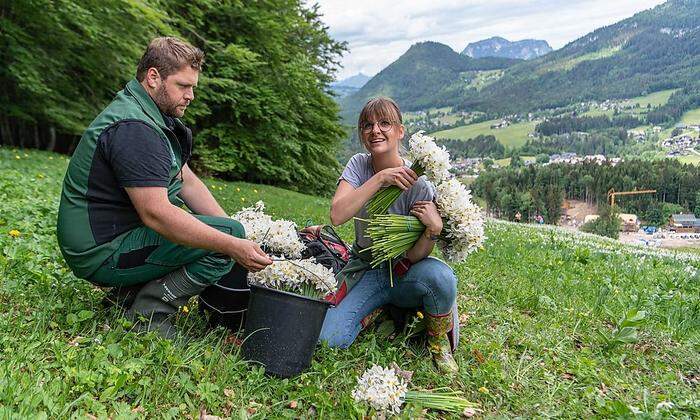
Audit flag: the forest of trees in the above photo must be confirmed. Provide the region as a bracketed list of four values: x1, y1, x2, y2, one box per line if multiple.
[535, 115, 642, 136]
[437, 135, 505, 159]
[473, 159, 700, 226]
[0, 0, 346, 194]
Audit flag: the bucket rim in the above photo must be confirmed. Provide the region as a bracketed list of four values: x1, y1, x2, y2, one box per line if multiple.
[249, 284, 332, 306]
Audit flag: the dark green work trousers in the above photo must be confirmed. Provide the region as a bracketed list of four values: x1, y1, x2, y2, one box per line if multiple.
[89, 215, 245, 287]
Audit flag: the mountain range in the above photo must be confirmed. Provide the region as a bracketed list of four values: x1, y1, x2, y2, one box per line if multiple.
[330, 73, 371, 98]
[462, 36, 552, 60]
[340, 0, 700, 119]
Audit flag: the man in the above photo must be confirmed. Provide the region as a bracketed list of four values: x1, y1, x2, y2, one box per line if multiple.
[57, 37, 272, 338]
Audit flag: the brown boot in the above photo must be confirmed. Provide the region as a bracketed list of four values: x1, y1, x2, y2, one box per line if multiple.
[426, 313, 459, 374]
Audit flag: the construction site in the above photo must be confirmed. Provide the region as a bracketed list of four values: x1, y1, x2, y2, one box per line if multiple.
[560, 189, 700, 250]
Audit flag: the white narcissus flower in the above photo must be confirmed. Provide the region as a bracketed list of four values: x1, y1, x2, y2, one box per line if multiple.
[352, 365, 407, 414]
[407, 131, 452, 183]
[435, 178, 485, 263]
[249, 258, 337, 298]
[232, 200, 305, 258]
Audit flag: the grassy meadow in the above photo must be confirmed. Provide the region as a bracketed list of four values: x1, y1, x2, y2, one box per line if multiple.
[430, 120, 536, 149]
[1, 147, 699, 418]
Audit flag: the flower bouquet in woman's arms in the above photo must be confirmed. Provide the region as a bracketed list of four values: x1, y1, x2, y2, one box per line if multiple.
[434, 178, 485, 263]
[352, 365, 479, 416]
[364, 179, 485, 268]
[232, 200, 305, 258]
[367, 131, 452, 215]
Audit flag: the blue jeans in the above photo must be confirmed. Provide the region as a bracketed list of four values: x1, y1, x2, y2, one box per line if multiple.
[319, 257, 457, 348]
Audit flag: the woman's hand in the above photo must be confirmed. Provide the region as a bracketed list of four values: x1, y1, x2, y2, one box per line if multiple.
[410, 201, 443, 235]
[375, 166, 418, 190]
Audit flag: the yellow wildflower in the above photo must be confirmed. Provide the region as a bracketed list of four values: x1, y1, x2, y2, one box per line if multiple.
[416, 311, 424, 319]
[9, 230, 20, 238]
[23, 153, 28, 157]
[241, 197, 246, 202]
[182, 305, 190, 314]
[253, 189, 258, 193]
[49, 156, 54, 160]
[478, 386, 489, 394]
[236, 187, 240, 192]
[15, 155, 20, 159]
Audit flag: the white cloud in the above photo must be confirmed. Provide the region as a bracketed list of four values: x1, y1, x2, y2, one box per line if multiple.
[309, 0, 666, 80]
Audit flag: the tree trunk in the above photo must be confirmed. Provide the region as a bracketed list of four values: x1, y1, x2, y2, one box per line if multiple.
[34, 124, 40, 149]
[47, 126, 56, 152]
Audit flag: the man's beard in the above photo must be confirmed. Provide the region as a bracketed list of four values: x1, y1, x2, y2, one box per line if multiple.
[154, 84, 183, 117]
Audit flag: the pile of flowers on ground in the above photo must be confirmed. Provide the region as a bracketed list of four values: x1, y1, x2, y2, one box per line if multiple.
[367, 131, 451, 215]
[232, 200, 305, 258]
[249, 257, 337, 299]
[352, 365, 478, 415]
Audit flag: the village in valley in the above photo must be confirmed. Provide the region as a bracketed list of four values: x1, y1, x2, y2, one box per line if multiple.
[396, 90, 700, 251]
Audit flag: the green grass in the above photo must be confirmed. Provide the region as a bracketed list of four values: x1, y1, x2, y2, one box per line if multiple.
[493, 156, 536, 167]
[680, 107, 700, 125]
[540, 46, 622, 73]
[1, 147, 699, 418]
[630, 89, 678, 108]
[678, 153, 700, 165]
[431, 119, 536, 149]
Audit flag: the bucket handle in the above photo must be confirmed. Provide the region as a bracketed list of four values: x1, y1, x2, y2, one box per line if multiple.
[199, 296, 248, 315]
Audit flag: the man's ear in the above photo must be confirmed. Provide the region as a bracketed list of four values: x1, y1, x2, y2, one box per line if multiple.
[145, 68, 161, 89]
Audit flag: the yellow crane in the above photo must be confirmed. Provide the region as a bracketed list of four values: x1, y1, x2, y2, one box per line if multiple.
[607, 188, 657, 206]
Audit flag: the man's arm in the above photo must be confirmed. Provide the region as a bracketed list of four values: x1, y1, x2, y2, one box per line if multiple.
[178, 164, 228, 217]
[125, 186, 272, 271]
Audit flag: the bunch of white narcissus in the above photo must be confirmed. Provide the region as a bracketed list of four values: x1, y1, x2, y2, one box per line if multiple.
[249, 258, 337, 298]
[264, 219, 306, 259]
[352, 365, 408, 414]
[232, 201, 305, 258]
[232, 201, 272, 243]
[407, 131, 452, 183]
[435, 178, 485, 263]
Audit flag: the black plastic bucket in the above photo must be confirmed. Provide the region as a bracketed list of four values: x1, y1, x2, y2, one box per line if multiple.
[243, 284, 331, 378]
[199, 264, 250, 332]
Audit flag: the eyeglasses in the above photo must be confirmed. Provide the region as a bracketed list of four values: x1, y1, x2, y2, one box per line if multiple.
[361, 120, 394, 133]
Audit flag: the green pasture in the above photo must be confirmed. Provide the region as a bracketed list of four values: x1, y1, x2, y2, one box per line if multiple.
[430, 119, 535, 149]
[1, 147, 699, 418]
[680, 107, 700, 125]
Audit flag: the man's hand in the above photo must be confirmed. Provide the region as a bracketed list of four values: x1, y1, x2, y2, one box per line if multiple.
[227, 238, 273, 272]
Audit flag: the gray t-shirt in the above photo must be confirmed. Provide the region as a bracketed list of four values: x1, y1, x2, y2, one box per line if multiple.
[339, 153, 435, 249]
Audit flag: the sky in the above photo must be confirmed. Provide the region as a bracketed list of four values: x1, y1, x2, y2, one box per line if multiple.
[311, 0, 667, 80]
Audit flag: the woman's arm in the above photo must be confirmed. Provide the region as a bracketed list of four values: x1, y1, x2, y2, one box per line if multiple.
[329, 167, 418, 226]
[405, 201, 443, 263]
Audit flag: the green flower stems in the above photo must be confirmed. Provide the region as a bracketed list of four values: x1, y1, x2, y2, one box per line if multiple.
[366, 164, 425, 215]
[405, 390, 478, 413]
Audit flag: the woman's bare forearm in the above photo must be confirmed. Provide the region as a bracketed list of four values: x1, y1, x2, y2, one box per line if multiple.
[405, 231, 437, 263]
[329, 177, 383, 225]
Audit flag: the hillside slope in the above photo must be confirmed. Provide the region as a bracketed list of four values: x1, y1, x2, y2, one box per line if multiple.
[460, 0, 700, 113]
[1, 146, 699, 417]
[339, 41, 520, 119]
[340, 0, 700, 118]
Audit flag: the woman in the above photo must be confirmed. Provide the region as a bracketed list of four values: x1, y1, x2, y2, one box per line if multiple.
[319, 97, 459, 374]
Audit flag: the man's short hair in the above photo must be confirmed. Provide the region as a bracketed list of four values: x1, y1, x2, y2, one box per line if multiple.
[136, 37, 204, 81]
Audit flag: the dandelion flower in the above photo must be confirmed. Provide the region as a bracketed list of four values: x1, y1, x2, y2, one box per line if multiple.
[9, 230, 20, 238]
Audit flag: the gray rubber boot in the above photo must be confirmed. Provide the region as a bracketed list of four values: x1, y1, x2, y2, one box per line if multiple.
[126, 268, 207, 339]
